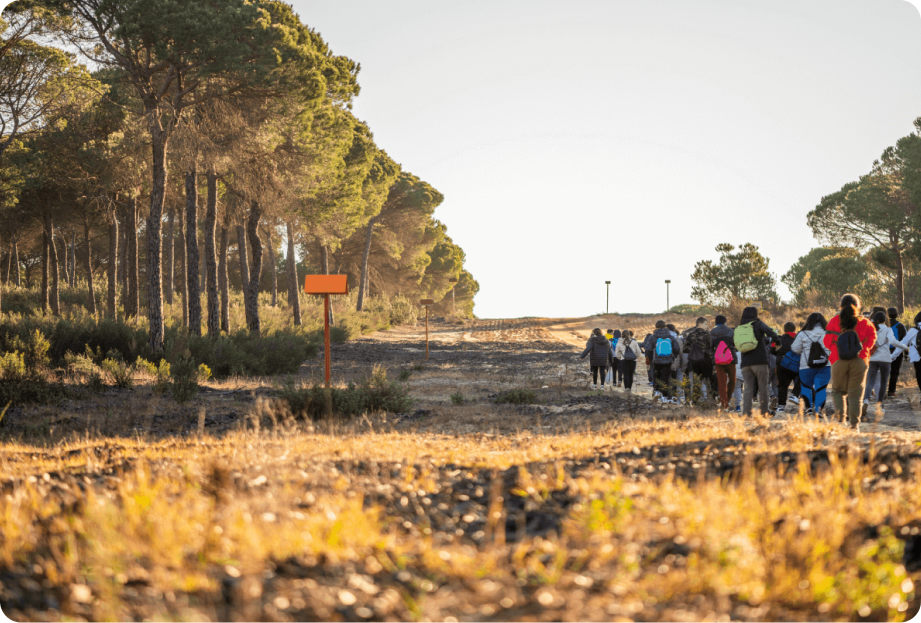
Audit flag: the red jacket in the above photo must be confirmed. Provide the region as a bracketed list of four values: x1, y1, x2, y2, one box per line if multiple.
[823, 314, 877, 364]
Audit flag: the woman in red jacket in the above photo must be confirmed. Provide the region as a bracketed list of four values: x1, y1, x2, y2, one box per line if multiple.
[823, 293, 877, 430]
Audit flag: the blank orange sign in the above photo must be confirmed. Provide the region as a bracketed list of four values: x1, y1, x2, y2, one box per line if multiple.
[304, 275, 349, 295]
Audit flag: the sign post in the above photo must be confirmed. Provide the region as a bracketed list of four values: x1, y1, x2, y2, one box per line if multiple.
[420, 299, 434, 359]
[448, 277, 458, 315]
[304, 275, 349, 388]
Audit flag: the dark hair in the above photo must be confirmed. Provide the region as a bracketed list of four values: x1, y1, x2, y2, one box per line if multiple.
[592, 328, 602, 336]
[839, 293, 860, 331]
[803, 312, 827, 332]
[739, 306, 758, 324]
[914, 312, 921, 326]
[666, 324, 676, 332]
[655, 320, 665, 329]
[612, 329, 622, 339]
[783, 322, 796, 333]
[696, 316, 707, 325]
[872, 311, 887, 327]
[888, 307, 899, 319]
[623, 329, 633, 338]
[715, 314, 727, 325]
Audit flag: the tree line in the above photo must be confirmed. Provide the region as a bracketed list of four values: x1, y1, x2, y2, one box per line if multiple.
[0, 0, 478, 350]
[691, 118, 921, 312]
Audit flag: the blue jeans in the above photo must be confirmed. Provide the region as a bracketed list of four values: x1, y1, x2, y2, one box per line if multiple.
[799, 366, 831, 411]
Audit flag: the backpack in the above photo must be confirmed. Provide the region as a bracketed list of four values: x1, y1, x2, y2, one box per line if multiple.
[734, 322, 758, 353]
[714, 341, 733, 365]
[688, 340, 706, 363]
[830, 327, 861, 361]
[655, 338, 673, 358]
[806, 337, 829, 369]
[622, 340, 637, 361]
[780, 349, 799, 372]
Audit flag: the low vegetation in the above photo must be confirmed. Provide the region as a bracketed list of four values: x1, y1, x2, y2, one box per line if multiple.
[279, 365, 413, 420]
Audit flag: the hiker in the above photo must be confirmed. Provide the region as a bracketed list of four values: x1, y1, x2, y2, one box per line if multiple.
[791, 313, 832, 416]
[580, 328, 616, 390]
[823, 294, 877, 429]
[614, 329, 642, 391]
[774, 322, 802, 413]
[651, 320, 681, 402]
[683, 317, 712, 404]
[667, 323, 684, 400]
[710, 314, 737, 411]
[864, 310, 907, 410]
[895, 311, 921, 392]
[736, 306, 780, 416]
[887, 307, 907, 397]
[642, 332, 656, 386]
[611, 329, 624, 386]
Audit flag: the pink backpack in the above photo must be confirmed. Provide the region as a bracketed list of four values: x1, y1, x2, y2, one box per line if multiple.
[714, 341, 733, 365]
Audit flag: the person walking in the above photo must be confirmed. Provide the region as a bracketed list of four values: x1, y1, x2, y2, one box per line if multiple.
[580, 328, 616, 390]
[683, 317, 712, 404]
[887, 307, 907, 398]
[774, 322, 802, 413]
[710, 314, 737, 411]
[642, 332, 656, 386]
[736, 306, 780, 417]
[824, 294, 877, 430]
[895, 312, 921, 392]
[611, 329, 624, 386]
[614, 329, 642, 392]
[651, 320, 681, 402]
[791, 313, 832, 416]
[864, 310, 907, 413]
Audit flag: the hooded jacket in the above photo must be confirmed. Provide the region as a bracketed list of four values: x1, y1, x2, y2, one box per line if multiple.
[822, 314, 876, 364]
[614, 335, 642, 360]
[791, 325, 831, 369]
[581, 334, 615, 367]
[737, 310, 779, 368]
[650, 327, 681, 364]
[683, 327, 711, 361]
[870, 324, 908, 363]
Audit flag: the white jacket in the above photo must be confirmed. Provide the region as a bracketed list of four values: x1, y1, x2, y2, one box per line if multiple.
[897, 325, 921, 363]
[870, 325, 908, 363]
[790, 326, 831, 369]
[614, 338, 642, 360]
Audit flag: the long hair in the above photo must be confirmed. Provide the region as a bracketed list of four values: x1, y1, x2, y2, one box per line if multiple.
[803, 312, 827, 332]
[871, 311, 887, 328]
[739, 306, 758, 325]
[592, 327, 602, 337]
[839, 293, 860, 331]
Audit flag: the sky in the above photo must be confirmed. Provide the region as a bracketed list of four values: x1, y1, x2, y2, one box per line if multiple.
[293, 2, 915, 316]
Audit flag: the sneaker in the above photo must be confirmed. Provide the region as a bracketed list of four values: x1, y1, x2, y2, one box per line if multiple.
[788, 395, 800, 404]
[769, 396, 778, 412]
[653, 391, 662, 398]
[732, 407, 742, 413]
[591, 384, 597, 390]
[776, 406, 785, 413]
[804, 408, 814, 416]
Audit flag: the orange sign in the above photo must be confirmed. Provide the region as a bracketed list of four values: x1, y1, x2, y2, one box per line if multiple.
[304, 275, 349, 295]
[420, 299, 434, 305]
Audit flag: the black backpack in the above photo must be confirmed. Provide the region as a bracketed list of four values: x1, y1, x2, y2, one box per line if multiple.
[688, 340, 706, 363]
[806, 338, 829, 369]
[830, 328, 861, 361]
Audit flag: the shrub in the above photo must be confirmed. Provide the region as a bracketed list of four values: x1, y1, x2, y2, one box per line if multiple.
[450, 391, 465, 405]
[389, 295, 417, 326]
[280, 365, 413, 420]
[328, 326, 350, 344]
[64, 350, 105, 391]
[186, 331, 316, 378]
[170, 358, 205, 404]
[398, 369, 412, 382]
[0, 351, 26, 381]
[101, 358, 134, 389]
[495, 389, 538, 405]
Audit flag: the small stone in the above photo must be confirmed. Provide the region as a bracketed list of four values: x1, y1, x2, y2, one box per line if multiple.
[339, 590, 357, 606]
[71, 584, 92, 604]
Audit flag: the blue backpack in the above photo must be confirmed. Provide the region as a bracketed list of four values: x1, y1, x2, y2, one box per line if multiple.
[655, 338, 673, 357]
[780, 350, 799, 372]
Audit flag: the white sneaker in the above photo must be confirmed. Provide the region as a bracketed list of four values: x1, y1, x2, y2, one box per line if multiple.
[591, 384, 597, 390]
[788, 396, 800, 404]
[776, 406, 785, 413]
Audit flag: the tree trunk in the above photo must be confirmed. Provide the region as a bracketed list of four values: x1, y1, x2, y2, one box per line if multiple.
[321, 245, 334, 324]
[41, 230, 49, 314]
[236, 224, 250, 327]
[145, 125, 168, 351]
[118, 209, 127, 311]
[893, 232, 905, 315]
[3, 240, 10, 284]
[218, 226, 229, 333]
[179, 202, 188, 327]
[70, 231, 76, 287]
[204, 170, 219, 336]
[245, 200, 263, 336]
[126, 195, 139, 320]
[58, 234, 70, 287]
[46, 213, 60, 316]
[11, 239, 19, 286]
[356, 214, 381, 312]
[84, 218, 96, 315]
[165, 205, 174, 305]
[185, 167, 201, 336]
[265, 225, 277, 306]
[285, 221, 301, 326]
[107, 207, 118, 321]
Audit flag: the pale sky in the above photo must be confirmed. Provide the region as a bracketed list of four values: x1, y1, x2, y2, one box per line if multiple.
[287, 0, 921, 318]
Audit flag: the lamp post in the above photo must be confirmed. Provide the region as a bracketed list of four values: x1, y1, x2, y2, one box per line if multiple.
[605, 280, 611, 314]
[665, 280, 671, 313]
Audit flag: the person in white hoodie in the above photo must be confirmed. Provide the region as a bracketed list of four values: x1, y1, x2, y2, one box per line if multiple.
[613, 330, 643, 392]
[790, 312, 832, 416]
[864, 311, 908, 412]
[895, 311, 921, 392]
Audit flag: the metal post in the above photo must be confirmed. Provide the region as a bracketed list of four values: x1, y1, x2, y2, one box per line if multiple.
[665, 279, 671, 313]
[324, 293, 331, 388]
[605, 280, 611, 314]
[425, 305, 429, 360]
[451, 287, 455, 314]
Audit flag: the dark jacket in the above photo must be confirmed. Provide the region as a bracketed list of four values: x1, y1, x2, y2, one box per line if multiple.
[683, 327, 711, 361]
[581, 335, 615, 367]
[642, 333, 656, 355]
[738, 318, 779, 367]
[710, 324, 736, 364]
[650, 327, 681, 364]
[772, 332, 796, 359]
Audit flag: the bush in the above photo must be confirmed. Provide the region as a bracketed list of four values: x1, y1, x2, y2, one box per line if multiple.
[450, 391, 465, 405]
[64, 349, 105, 391]
[398, 369, 412, 382]
[169, 357, 210, 404]
[101, 358, 134, 389]
[186, 331, 317, 378]
[280, 365, 413, 420]
[389, 295, 417, 326]
[495, 389, 538, 405]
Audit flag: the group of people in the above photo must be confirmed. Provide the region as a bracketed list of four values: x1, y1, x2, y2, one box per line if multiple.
[579, 293, 917, 429]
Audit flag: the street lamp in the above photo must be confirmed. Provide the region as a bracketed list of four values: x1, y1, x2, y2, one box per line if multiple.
[605, 281, 611, 314]
[665, 280, 671, 313]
